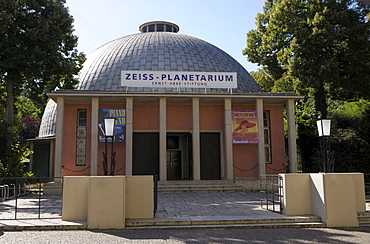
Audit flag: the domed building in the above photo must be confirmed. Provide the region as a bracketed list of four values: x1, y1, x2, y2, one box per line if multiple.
[32, 21, 302, 185]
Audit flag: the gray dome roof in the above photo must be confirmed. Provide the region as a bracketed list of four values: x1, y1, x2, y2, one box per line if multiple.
[39, 23, 261, 138]
[77, 32, 260, 93]
[38, 99, 57, 138]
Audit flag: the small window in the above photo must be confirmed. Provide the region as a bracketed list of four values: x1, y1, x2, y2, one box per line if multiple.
[157, 24, 164, 32]
[167, 136, 179, 149]
[263, 111, 271, 164]
[164, 24, 172, 32]
[76, 109, 87, 166]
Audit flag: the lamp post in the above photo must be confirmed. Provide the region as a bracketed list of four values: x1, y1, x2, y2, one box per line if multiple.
[102, 118, 117, 175]
[316, 119, 333, 172]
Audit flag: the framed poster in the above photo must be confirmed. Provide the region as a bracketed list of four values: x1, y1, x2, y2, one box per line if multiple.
[232, 110, 258, 144]
[98, 109, 126, 142]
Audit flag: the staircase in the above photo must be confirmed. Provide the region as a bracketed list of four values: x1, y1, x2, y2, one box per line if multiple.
[157, 180, 248, 193]
[358, 211, 370, 227]
[125, 216, 325, 230]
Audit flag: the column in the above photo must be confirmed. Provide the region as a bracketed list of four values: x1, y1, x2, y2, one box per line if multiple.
[192, 98, 200, 180]
[49, 140, 55, 177]
[125, 97, 133, 175]
[159, 98, 167, 181]
[224, 98, 233, 180]
[29, 142, 34, 173]
[256, 98, 266, 178]
[54, 96, 64, 182]
[90, 97, 99, 176]
[287, 99, 298, 173]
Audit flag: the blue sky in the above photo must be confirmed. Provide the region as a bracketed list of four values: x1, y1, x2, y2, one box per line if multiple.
[65, 0, 265, 72]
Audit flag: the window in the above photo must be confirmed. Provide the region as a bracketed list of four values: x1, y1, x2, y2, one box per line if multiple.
[164, 24, 173, 32]
[76, 109, 87, 166]
[156, 24, 164, 32]
[263, 111, 271, 164]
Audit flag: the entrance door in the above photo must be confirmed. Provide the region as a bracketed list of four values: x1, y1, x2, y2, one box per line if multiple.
[200, 133, 221, 180]
[33, 142, 50, 177]
[166, 133, 192, 180]
[166, 150, 182, 180]
[133, 133, 159, 177]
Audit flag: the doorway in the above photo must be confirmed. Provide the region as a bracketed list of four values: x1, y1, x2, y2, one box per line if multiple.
[166, 133, 192, 180]
[166, 150, 181, 180]
[32, 142, 50, 177]
[133, 133, 160, 177]
[200, 132, 221, 180]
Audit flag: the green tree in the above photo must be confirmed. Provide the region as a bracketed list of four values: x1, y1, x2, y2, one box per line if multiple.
[244, 0, 370, 118]
[251, 69, 296, 93]
[330, 100, 370, 172]
[0, 0, 85, 176]
[244, 0, 370, 173]
[250, 70, 275, 92]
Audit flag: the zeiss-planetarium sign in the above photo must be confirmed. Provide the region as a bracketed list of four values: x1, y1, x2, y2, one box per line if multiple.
[121, 71, 237, 89]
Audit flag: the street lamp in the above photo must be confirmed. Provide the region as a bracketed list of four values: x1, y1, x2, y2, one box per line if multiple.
[316, 119, 334, 172]
[102, 118, 117, 175]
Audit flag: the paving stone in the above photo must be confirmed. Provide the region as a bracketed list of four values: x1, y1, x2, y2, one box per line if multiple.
[1, 191, 368, 230]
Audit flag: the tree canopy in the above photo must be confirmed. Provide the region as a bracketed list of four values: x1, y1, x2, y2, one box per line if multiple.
[245, 0, 370, 173]
[244, 0, 370, 118]
[0, 0, 85, 176]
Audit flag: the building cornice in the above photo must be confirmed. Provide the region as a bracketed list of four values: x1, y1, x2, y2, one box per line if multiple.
[47, 90, 304, 101]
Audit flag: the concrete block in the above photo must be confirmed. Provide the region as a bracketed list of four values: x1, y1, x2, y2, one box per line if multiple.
[88, 176, 126, 229]
[62, 177, 90, 221]
[280, 174, 311, 215]
[126, 176, 154, 219]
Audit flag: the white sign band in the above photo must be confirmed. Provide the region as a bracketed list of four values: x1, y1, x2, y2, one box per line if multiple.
[121, 71, 237, 89]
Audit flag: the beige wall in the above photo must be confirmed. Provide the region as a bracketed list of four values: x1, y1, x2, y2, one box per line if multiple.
[281, 174, 312, 215]
[126, 176, 154, 218]
[309, 173, 326, 222]
[281, 173, 366, 227]
[62, 176, 90, 221]
[62, 176, 153, 229]
[88, 176, 126, 229]
[321, 173, 365, 227]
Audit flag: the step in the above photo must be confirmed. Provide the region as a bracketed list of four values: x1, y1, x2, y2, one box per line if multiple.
[125, 216, 325, 230]
[125, 222, 326, 230]
[357, 211, 370, 217]
[157, 180, 248, 193]
[358, 217, 370, 224]
[358, 211, 370, 226]
[158, 180, 236, 185]
[158, 185, 246, 192]
[158, 188, 248, 193]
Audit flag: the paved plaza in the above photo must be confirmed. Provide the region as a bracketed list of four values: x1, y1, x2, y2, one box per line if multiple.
[0, 191, 369, 230]
[0, 191, 280, 220]
[0, 194, 62, 220]
[156, 191, 282, 218]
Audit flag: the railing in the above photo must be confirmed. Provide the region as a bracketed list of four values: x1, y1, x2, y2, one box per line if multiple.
[154, 174, 158, 216]
[0, 177, 63, 220]
[0, 179, 30, 201]
[260, 174, 283, 213]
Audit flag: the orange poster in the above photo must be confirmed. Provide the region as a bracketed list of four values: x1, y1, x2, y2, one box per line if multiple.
[232, 110, 258, 144]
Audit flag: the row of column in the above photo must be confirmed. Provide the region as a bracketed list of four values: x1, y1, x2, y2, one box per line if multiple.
[54, 96, 297, 181]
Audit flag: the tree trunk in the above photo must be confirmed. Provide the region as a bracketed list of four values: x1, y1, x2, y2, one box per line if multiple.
[314, 80, 328, 119]
[6, 79, 14, 154]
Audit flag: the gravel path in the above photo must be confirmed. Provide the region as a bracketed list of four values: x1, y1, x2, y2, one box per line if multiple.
[1, 227, 370, 244]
